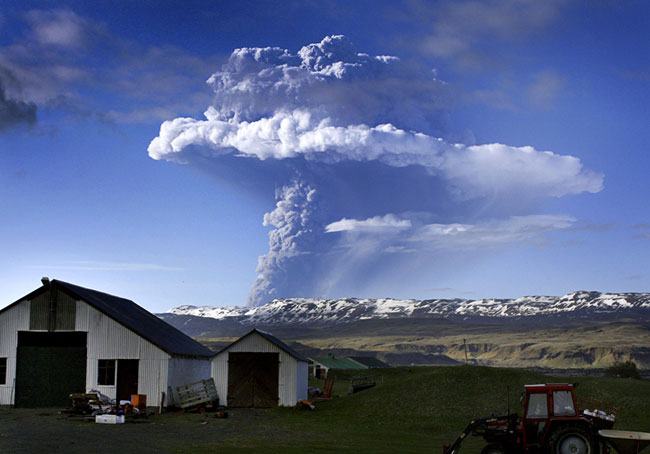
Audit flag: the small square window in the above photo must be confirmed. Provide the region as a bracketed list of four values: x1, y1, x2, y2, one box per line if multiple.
[98, 359, 116, 386]
[526, 393, 548, 419]
[553, 390, 576, 416]
[0, 358, 6, 385]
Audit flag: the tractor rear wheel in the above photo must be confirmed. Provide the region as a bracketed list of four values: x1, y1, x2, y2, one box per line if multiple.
[481, 443, 506, 454]
[548, 426, 597, 454]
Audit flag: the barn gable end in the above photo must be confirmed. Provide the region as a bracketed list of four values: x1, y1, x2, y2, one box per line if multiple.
[211, 329, 308, 407]
[0, 280, 213, 408]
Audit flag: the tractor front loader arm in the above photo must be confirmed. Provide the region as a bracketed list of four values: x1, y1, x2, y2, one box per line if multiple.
[443, 419, 483, 454]
[443, 415, 517, 454]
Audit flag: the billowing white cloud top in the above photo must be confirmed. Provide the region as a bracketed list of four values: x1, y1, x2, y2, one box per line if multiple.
[326, 214, 413, 233]
[149, 35, 602, 199]
[149, 108, 602, 198]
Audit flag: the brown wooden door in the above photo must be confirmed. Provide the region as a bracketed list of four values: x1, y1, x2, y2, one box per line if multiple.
[116, 359, 138, 403]
[227, 352, 279, 407]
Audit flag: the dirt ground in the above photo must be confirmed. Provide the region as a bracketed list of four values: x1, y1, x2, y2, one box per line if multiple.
[0, 407, 278, 453]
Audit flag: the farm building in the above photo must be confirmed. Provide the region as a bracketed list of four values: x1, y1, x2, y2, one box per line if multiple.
[309, 355, 366, 378]
[0, 279, 214, 408]
[348, 356, 390, 369]
[211, 329, 308, 407]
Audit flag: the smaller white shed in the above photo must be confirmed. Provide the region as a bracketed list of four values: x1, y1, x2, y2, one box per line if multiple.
[211, 329, 308, 407]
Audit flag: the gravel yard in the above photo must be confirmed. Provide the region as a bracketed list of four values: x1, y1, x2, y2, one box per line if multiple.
[0, 408, 279, 454]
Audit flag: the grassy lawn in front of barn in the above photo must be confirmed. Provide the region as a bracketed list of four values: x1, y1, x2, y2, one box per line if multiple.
[2, 365, 649, 454]
[175, 365, 650, 453]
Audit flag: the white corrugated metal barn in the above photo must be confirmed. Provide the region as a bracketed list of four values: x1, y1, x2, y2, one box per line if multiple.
[211, 329, 308, 407]
[0, 279, 213, 408]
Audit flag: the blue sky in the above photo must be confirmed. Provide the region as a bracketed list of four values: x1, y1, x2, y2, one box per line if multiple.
[1, 0, 649, 312]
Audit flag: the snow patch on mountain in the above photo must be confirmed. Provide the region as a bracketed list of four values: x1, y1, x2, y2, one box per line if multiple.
[167, 291, 650, 325]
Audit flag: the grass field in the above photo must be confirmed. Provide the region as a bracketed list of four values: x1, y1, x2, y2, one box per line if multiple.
[2, 365, 649, 453]
[180, 365, 650, 453]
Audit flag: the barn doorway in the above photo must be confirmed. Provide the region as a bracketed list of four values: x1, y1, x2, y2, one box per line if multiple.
[116, 359, 139, 403]
[14, 331, 87, 408]
[227, 352, 279, 407]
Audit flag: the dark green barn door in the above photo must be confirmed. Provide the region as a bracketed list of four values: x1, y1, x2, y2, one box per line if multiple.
[15, 332, 87, 408]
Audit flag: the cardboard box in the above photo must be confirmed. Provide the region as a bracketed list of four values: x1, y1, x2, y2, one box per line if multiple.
[95, 414, 125, 424]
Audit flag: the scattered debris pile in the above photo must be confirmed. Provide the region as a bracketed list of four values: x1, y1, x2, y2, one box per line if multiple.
[61, 390, 148, 423]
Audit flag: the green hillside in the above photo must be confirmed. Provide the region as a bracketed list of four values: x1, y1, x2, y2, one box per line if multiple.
[175, 365, 650, 453]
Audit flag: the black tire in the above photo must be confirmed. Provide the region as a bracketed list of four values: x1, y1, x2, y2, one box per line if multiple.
[481, 443, 506, 454]
[548, 426, 597, 454]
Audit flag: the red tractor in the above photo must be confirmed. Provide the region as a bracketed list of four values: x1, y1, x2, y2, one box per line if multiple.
[443, 383, 618, 454]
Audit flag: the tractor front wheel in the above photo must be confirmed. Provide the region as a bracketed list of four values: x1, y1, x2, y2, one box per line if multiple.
[548, 426, 597, 454]
[481, 443, 507, 454]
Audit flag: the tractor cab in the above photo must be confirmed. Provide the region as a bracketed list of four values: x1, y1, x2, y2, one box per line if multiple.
[521, 384, 581, 452]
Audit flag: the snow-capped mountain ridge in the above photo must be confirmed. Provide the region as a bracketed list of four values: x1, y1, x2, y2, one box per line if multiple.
[167, 291, 650, 326]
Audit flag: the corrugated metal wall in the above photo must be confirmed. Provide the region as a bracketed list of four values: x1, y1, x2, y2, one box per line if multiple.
[28, 289, 76, 331]
[55, 291, 76, 331]
[166, 358, 212, 406]
[211, 332, 307, 406]
[0, 301, 30, 405]
[76, 301, 170, 404]
[28, 292, 48, 331]
[296, 361, 308, 402]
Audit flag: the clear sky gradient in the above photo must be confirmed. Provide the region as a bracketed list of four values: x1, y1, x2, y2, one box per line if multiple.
[1, 1, 648, 312]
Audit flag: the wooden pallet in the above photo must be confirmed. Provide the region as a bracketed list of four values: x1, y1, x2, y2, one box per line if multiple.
[175, 378, 218, 409]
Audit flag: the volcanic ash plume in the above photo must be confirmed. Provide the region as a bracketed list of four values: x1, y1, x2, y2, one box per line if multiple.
[148, 35, 604, 306]
[247, 180, 320, 307]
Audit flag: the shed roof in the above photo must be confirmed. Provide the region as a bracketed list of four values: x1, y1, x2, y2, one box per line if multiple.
[310, 356, 366, 370]
[348, 356, 390, 369]
[216, 328, 309, 362]
[1, 280, 214, 358]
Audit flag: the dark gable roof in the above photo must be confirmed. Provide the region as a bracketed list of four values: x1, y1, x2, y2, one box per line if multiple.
[51, 280, 213, 358]
[217, 328, 308, 362]
[348, 356, 390, 368]
[310, 356, 366, 370]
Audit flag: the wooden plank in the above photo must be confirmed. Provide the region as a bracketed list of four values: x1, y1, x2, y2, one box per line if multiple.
[253, 353, 279, 407]
[227, 353, 253, 407]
